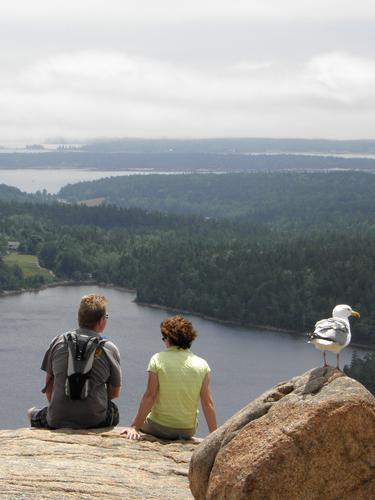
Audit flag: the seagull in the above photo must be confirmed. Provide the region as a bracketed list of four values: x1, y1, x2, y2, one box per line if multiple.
[308, 304, 360, 369]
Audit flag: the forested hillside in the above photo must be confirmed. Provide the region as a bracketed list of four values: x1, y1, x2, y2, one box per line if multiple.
[0, 184, 51, 203]
[59, 171, 375, 227]
[0, 189, 374, 346]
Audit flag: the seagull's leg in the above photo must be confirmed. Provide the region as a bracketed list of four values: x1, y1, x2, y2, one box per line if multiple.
[323, 351, 328, 367]
[336, 353, 340, 370]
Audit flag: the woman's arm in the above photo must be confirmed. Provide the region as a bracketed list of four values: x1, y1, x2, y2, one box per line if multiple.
[200, 373, 218, 433]
[121, 371, 159, 439]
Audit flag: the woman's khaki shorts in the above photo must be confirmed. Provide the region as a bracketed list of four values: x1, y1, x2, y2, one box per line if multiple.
[141, 417, 196, 440]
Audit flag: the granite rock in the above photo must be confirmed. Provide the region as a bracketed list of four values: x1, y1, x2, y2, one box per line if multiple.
[189, 367, 375, 500]
[0, 427, 198, 499]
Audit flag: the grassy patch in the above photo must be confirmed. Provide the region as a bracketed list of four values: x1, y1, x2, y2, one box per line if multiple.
[79, 197, 105, 207]
[3, 254, 53, 280]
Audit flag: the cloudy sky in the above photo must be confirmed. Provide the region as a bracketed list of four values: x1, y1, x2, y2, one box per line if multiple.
[1, 0, 375, 143]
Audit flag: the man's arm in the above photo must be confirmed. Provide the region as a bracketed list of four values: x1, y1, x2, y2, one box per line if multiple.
[108, 384, 121, 400]
[200, 373, 218, 433]
[44, 373, 54, 402]
[121, 372, 159, 439]
[104, 342, 122, 400]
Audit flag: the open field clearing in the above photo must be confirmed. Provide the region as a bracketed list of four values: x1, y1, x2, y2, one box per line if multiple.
[3, 254, 53, 280]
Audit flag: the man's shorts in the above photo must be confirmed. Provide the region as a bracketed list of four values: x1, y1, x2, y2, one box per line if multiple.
[30, 401, 119, 429]
[98, 400, 119, 428]
[30, 406, 50, 428]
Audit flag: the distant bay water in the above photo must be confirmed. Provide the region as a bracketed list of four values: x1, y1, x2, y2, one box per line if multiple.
[0, 285, 367, 435]
[0, 169, 183, 194]
[2, 151, 375, 194]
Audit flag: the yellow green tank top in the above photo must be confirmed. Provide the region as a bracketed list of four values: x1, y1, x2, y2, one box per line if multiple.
[147, 346, 210, 429]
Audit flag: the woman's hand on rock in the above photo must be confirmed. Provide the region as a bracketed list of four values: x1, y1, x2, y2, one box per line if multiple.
[120, 426, 141, 440]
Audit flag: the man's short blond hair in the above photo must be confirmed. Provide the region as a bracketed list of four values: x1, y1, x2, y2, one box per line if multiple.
[78, 294, 107, 329]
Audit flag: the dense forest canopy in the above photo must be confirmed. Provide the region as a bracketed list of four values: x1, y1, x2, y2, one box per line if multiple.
[344, 351, 375, 393]
[0, 184, 54, 203]
[59, 171, 375, 229]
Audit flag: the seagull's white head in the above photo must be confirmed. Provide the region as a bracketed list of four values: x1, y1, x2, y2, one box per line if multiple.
[332, 304, 360, 320]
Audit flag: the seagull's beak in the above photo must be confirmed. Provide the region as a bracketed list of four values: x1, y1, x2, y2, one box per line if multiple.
[351, 310, 360, 318]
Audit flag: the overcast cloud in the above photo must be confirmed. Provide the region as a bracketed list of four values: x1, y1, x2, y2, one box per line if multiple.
[1, 1, 375, 143]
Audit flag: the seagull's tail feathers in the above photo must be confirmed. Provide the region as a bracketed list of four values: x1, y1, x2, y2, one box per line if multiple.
[308, 332, 336, 345]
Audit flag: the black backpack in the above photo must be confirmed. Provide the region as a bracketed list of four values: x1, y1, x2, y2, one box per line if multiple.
[64, 332, 106, 400]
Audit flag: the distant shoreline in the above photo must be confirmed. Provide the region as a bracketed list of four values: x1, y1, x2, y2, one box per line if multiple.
[1, 281, 372, 351]
[0, 280, 136, 298]
[135, 300, 373, 352]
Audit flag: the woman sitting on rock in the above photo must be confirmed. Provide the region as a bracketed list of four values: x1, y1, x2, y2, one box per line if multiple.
[121, 315, 217, 440]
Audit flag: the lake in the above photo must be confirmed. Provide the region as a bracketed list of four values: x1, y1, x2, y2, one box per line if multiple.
[0, 285, 364, 435]
[2, 153, 375, 194]
[0, 169, 182, 194]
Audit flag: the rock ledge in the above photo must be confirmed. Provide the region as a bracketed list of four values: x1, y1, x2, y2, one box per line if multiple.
[0, 427, 197, 499]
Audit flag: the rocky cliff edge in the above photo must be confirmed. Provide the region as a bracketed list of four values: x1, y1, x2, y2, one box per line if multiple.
[0, 427, 198, 499]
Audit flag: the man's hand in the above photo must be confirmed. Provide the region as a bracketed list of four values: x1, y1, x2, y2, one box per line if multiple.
[120, 426, 141, 440]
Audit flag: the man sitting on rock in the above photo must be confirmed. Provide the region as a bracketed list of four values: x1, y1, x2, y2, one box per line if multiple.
[27, 294, 122, 429]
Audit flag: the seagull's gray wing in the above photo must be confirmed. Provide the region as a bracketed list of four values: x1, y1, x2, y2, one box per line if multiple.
[310, 318, 349, 346]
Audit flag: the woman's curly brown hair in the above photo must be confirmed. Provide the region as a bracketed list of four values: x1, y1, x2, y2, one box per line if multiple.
[160, 315, 197, 349]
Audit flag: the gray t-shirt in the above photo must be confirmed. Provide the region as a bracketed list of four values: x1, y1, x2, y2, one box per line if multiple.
[41, 328, 122, 428]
